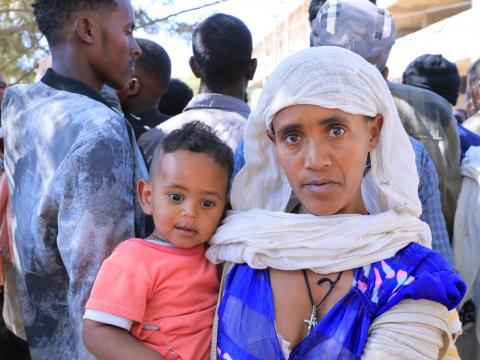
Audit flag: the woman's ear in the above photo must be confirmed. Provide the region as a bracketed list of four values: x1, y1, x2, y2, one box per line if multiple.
[266, 129, 276, 144]
[137, 178, 153, 215]
[367, 114, 383, 150]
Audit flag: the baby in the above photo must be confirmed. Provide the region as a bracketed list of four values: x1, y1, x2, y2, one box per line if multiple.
[83, 121, 233, 360]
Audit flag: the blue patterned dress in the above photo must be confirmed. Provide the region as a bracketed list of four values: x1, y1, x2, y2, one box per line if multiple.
[216, 243, 465, 359]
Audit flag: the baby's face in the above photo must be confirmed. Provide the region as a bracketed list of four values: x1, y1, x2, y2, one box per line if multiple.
[141, 150, 228, 248]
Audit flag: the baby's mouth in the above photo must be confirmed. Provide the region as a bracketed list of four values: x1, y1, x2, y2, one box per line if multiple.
[174, 225, 198, 236]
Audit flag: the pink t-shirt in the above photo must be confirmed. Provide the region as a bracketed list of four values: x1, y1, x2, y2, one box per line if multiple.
[85, 238, 219, 360]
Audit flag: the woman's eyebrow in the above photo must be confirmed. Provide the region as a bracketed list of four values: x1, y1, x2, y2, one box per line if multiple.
[318, 116, 349, 126]
[276, 123, 302, 136]
[275, 116, 349, 135]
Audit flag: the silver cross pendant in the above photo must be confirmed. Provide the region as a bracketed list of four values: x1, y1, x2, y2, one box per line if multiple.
[304, 305, 318, 335]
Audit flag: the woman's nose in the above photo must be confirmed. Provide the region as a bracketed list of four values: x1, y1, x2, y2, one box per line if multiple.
[304, 139, 332, 170]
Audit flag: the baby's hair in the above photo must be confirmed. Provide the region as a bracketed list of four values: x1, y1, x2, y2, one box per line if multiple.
[150, 121, 234, 179]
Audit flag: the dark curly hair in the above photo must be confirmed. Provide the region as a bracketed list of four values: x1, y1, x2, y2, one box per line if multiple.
[151, 121, 233, 180]
[32, 0, 118, 46]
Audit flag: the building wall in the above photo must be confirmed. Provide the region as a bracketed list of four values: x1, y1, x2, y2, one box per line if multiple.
[250, 0, 473, 92]
[251, 1, 309, 89]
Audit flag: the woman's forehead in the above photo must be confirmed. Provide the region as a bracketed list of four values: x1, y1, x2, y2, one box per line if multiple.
[271, 105, 363, 128]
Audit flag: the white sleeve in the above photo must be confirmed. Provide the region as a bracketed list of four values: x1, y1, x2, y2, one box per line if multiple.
[362, 299, 451, 360]
[83, 309, 133, 331]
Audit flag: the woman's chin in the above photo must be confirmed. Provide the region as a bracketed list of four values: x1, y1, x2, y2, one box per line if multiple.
[299, 200, 367, 216]
[298, 203, 342, 216]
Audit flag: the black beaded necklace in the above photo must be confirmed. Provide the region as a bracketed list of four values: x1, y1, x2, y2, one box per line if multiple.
[302, 269, 343, 335]
[290, 203, 344, 335]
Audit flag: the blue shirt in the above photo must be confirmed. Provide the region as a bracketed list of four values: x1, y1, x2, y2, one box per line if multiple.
[409, 137, 454, 266]
[457, 123, 480, 161]
[217, 243, 464, 359]
[234, 136, 454, 266]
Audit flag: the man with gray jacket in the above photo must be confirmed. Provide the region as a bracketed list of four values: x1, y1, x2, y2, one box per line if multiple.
[1, 0, 146, 358]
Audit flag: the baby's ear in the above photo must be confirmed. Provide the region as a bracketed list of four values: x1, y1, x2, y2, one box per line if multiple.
[137, 178, 153, 215]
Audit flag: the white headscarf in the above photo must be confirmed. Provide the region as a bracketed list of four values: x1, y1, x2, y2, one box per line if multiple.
[206, 47, 431, 273]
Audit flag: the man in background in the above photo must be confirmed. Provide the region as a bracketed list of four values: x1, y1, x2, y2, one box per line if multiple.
[0, 74, 7, 124]
[140, 13, 256, 166]
[158, 78, 194, 117]
[118, 38, 171, 140]
[463, 59, 480, 134]
[403, 54, 480, 160]
[1, 0, 147, 358]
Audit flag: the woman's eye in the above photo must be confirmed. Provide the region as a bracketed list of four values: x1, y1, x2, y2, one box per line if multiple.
[202, 200, 216, 208]
[168, 193, 183, 202]
[284, 134, 301, 145]
[329, 127, 345, 137]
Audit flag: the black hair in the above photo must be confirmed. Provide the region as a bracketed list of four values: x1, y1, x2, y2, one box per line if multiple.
[135, 38, 172, 91]
[32, 0, 118, 47]
[151, 121, 234, 180]
[192, 13, 252, 89]
[468, 58, 480, 88]
[158, 79, 194, 116]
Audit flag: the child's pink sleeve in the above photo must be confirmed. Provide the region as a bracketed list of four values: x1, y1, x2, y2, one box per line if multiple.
[85, 242, 151, 324]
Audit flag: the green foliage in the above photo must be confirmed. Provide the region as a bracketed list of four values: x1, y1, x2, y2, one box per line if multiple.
[136, 7, 195, 41]
[179, 73, 200, 95]
[0, 0, 162, 83]
[0, 0, 49, 83]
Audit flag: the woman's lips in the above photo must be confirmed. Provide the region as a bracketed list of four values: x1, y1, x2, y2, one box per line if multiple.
[303, 182, 337, 193]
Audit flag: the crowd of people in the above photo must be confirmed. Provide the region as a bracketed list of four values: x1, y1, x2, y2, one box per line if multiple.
[0, 0, 479, 359]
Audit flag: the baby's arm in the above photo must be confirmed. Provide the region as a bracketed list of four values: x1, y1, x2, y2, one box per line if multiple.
[83, 319, 164, 360]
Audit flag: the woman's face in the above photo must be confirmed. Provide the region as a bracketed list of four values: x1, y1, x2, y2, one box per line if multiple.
[270, 105, 383, 216]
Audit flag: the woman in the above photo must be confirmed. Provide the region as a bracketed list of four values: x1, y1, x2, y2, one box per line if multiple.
[206, 47, 465, 359]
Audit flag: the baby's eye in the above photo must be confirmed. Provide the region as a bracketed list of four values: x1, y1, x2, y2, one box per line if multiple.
[329, 127, 345, 137]
[284, 134, 302, 145]
[202, 200, 216, 208]
[168, 193, 184, 202]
